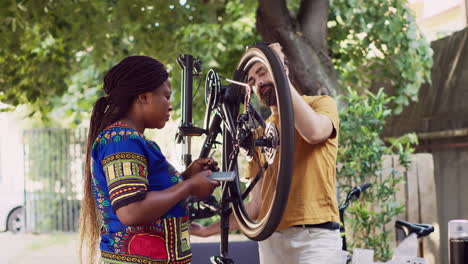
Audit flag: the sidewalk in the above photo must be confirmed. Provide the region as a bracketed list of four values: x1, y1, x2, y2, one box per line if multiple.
[0, 231, 249, 264]
[0, 232, 79, 264]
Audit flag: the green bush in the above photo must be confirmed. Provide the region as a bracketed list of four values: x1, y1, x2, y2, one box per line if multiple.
[337, 88, 417, 261]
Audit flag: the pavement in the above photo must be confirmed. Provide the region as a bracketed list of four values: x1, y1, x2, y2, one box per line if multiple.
[0, 231, 252, 264]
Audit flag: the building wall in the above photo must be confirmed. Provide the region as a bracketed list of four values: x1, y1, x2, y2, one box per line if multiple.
[409, 0, 467, 41]
[432, 148, 468, 262]
[0, 113, 25, 231]
[384, 27, 468, 263]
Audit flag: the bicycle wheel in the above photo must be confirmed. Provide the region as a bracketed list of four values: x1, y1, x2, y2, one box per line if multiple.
[223, 43, 294, 241]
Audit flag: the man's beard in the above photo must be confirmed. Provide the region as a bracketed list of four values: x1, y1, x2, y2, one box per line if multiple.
[258, 82, 277, 106]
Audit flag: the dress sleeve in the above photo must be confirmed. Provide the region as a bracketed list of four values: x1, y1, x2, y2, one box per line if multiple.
[100, 138, 150, 212]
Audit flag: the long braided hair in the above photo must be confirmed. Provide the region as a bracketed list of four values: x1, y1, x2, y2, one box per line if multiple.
[79, 56, 168, 263]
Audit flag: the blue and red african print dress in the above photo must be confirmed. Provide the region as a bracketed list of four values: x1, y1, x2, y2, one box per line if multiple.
[91, 122, 191, 264]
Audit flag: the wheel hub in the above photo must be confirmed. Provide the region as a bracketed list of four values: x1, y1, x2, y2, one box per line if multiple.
[262, 122, 279, 164]
[238, 128, 255, 162]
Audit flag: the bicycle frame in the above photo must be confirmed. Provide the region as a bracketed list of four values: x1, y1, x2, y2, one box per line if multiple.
[339, 183, 434, 262]
[176, 45, 294, 263]
[339, 183, 371, 251]
[176, 54, 243, 262]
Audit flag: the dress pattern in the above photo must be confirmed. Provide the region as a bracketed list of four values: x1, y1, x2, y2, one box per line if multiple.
[92, 122, 191, 264]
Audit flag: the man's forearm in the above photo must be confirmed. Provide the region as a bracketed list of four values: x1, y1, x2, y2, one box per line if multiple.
[289, 85, 333, 144]
[204, 212, 240, 236]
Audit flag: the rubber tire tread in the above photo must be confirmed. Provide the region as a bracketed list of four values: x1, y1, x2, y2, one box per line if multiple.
[226, 43, 294, 241]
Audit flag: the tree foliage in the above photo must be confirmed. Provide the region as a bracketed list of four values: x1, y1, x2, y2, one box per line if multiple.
[328, 0, 433, 113]
[0, 0, 258, 123]
[1, 1, 433, 259]
[254, 0, 432, 113]
[0, 0, 431, 122]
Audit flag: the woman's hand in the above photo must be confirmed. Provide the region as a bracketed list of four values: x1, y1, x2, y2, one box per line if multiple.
[181, 158, 219, 180]
[186, 170, 220, 198]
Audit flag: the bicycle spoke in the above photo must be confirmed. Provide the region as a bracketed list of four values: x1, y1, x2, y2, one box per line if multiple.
[242, 161, 268, 200]
[219, 105, 238, 139]
[248, 105, 266, 129]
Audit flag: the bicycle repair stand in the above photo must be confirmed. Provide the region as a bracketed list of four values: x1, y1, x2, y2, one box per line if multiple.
[186, 174, 237, 263]
[209, 183, 235, 264]
[177, 53, 238, 264]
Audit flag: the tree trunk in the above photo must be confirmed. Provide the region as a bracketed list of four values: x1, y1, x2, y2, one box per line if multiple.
[256, 0, 339, 96]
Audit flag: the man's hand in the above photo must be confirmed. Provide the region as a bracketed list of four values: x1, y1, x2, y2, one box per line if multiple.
[268, 43, 289, 76]
[182, 158, 219, 180]
[189, 222, 216, 237]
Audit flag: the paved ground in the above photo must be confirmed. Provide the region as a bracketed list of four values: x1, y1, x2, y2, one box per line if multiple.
[0, 231, 249, 264]
[0, 232, 79, 264]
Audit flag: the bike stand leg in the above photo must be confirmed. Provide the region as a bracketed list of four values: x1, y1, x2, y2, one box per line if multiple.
[210, 256, 235, 264]
[210, 183, 235, 264]
[210, 227, 235, 264]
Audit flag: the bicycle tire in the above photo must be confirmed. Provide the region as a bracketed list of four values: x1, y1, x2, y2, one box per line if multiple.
[223, 43, 294, 241]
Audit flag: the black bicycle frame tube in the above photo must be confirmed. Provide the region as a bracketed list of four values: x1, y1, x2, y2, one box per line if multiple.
[220, 182, 231, 258]
[199, 114, 222, 159]
[339, 195, 350, 251]
[241, 162, 268, 200]
[179, 55, 193, 126]
[340, 209, 347, 251]
[196, 96, 237, 260]
[339, 183, 370, 251]
[178, 54, 194, 167]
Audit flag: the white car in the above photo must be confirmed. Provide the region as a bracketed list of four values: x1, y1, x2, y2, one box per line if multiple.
[0, 191, 24, 233]
[0, 112, 25, 233]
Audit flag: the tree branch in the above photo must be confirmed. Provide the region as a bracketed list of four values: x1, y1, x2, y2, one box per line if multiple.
[256, 0, 293, 42]
[256, 0, 339, 96]
[298, 0, 329, 51]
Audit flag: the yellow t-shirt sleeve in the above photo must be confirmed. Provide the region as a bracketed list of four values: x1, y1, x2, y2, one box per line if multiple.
[303, 96, 339, 139]
[245, 154, 262, 180]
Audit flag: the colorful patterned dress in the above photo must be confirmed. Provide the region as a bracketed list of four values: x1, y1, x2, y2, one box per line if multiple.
[91, 122, 191, 264]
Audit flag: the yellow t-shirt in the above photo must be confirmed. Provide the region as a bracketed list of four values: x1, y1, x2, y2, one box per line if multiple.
[247, 95, 340, 231]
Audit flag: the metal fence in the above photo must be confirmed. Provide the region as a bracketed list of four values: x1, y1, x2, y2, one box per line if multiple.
[23, 128, 87, 232]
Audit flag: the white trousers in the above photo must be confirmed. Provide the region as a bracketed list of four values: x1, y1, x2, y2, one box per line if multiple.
[258, 227, 343, 264]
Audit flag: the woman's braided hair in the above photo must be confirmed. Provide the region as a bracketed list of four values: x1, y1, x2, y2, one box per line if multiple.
[79, 56, 168, 263]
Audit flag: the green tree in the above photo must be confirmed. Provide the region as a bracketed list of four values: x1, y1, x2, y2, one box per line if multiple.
[0, 0, 259, 123]
[256, 0, 432, 112]
[1, 0, 431, 119]
[1, 0, 432, 260]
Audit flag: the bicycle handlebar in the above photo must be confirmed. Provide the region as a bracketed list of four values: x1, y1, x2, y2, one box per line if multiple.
[346, 182, 371, 203]
[395, 219, 435, 238]
[339, 183, 371, 217]
[339, 182, 371, 251]
[358, 183, 371, 192]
